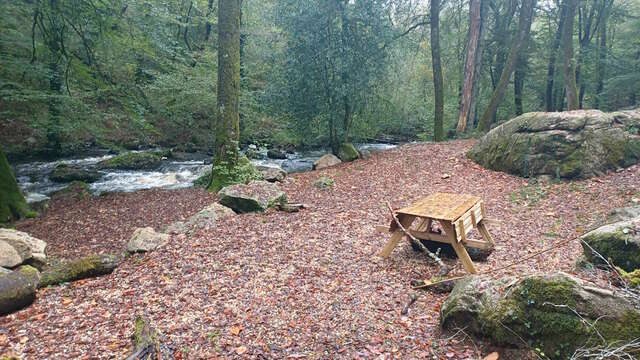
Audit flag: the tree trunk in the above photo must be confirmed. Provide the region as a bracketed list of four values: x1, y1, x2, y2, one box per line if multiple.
[204, 0, 214, 43]
[0, 147, 30, 224]
[561, 0, 579, 110]
[431, 0, 444, 142]
[208, 0, 241, 192]
[478, 0, 536, 131]
[545, 3, 567, 112]
[514, 54, 526, 115]
[0, 265, 40, 316]
[595, 0, 612, 109]
[38, 254, 120, 288]
[125, 316, 174, 360]
[456, 0, 482, 133]
[469, 0, 490, 128]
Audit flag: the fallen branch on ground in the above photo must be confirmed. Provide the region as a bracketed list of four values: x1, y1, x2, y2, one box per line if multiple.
[125, 315, 174, 360]
[387, 201, 450, 276]
[39, 254, 120, 288]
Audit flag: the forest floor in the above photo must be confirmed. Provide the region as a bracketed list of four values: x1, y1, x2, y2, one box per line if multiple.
[2, 140, 639, 359]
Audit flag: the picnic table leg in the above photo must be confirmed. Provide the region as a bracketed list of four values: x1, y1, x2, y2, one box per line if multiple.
[476, 221, 495, 246]
[443, 222, 477, 274]
[378, 215, 415, 258]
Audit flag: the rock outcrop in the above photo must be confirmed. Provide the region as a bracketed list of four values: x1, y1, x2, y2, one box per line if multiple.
[468, 109, 640, 179]
[440, 273, 640, 359]
[312, 154, 342, 170]
[127, 227, 170, 253]
[218, 180, 286, 213]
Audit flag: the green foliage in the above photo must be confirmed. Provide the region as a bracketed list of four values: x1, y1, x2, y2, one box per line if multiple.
[202, 156, 262, 192]
[0, 147, 30, 224]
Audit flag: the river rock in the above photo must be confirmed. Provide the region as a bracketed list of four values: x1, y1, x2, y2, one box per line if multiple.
[267, 148, 287, 159]
[97, 151, 164, 170]
[127, 227, 170, 253]
[0, 267, 10, 275]
[50, 164, 101, 183]
[0, 265, 40, 315]
[257, 165, 287, 182]
[581, 215, 640, 271]
[218, 180, 287, 213]
[440, 272, 640, 360]
[337, 143, 360, 162]
[312, 154, 342, 170]
[183, 203, 235, 233]
[0, 240, 27, 268]
[468, 109, 640, 179]
[0, 229, 47, 265]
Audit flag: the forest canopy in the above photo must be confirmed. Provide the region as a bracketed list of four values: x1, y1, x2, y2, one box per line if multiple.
[1, 0, 639, 159]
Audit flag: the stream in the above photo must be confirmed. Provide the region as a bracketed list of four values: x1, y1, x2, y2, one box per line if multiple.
[13, 143, 396, 203]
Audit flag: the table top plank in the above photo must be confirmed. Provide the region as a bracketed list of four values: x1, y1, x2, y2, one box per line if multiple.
[396, 193, 481, 221]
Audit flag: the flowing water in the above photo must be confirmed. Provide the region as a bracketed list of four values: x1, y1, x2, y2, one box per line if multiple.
[13, 143, 396, 203]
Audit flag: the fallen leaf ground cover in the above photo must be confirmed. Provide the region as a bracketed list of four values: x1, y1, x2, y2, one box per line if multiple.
[1, 140, 638, 359]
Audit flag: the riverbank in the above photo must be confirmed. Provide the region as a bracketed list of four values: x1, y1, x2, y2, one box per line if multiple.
[2, 140, 638, 358]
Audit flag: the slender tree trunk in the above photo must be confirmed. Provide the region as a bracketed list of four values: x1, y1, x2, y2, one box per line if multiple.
[183, 1, 193, 51]
[0, 146, 30, 224]
[561, 0, 579, 110]
[545, 4, 567, 111]
[594, 0, 612, 109]
[46, 0, 64, 155]
[431, 0, 444, 141]
[478, 0, 536, 131]
[514, 54, 526, 115]
[456, 0, 482, 133]
[469, 0, 490, 128]
[204, 0, 214, 43]
[208, 0, 241, 192]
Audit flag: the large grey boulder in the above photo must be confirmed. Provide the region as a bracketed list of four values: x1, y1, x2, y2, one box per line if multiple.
[468, 109, 640, 178]
[0, 240, 27, 268]
[127, 227, 170, 253]
[440, 272, 640, 360]
[178, 203, 235, 234]
[257, 165, 287, 182]
[218, 180, 286, 213]
[0, 229, 47, 265]
[312, 154, 342, 170]
[581, 215, 640, 271]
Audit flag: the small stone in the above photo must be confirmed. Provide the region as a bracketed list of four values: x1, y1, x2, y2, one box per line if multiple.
[441, 173, 450, 179]
[257, 165, 287, 182]
[127, 227, 170, 253]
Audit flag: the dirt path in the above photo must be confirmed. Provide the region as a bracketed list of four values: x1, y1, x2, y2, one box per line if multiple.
[1, 140, 638, 359]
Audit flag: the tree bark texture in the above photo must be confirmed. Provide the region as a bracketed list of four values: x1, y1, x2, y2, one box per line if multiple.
[431, 0, 444, 141]
[561, 0, 579, 110]
[456, 0, 482, 133]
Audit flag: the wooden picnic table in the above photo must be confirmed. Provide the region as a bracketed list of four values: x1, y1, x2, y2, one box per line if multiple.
[378, 193, 495, 274]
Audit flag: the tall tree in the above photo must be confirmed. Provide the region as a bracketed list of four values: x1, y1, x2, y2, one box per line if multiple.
[561, 0, 579, 110]
[0, 147, 30, 224]
[545, 2, 567, 111]
[468, 0, 490, 128]
[595, 0, 613, 109]
[431, 0, 444, 141]
[478, 0, 537, 131]
[208, 0, 241, 191]
[456, 0, 482, 133]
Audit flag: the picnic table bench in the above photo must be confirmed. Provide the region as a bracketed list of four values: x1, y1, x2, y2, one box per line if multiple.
[378, 193, 495, 274]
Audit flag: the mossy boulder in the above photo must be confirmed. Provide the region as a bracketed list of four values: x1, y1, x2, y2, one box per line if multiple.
[267, 148, 287, 159]
[314, 176, 335, 189]
[1, 146, 31, 224]
[50, 164, 101, 183]
[440, 273, 640, 359]
[337, 143, 360, 162]
[39, 254, 120, 287]
[0, 265, 40, 315]
[218, 180, 286, 213]
[581, 215, 640, 271]
[97, 151, 165, 170]
[204, 156, 263, 192]
[468, 109, 640, 179]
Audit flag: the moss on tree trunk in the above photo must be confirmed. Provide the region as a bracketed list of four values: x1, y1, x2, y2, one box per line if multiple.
[208, 0, 242, 192]
[0, 146, 30, 224]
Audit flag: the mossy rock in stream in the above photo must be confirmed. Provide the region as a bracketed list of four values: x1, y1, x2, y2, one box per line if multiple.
[440, 273, 640, 359]
[468, 109, 640, 179]
[50, 164, 101, 183]
[199, 156, 263, 192]
[97, 151, 166, 170]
